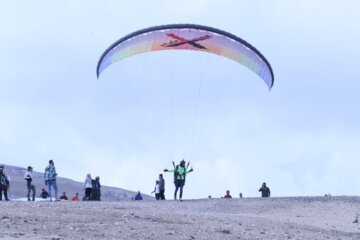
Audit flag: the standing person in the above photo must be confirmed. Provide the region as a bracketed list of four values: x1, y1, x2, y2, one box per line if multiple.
[4, 169, 11, 201]
[83, 174, 92, 201]
[158, 174, 165, 200]
[91, 176, 101, 201]
[0, 165, 10, 201]
[44, 160, 58, 201]
[259, 182, 271, 197]
[24, 166, 36, 201]
[151, 180, 160, 200]
[164, 159, 193, 201]
[224, 190, 232, 199]
[4, 172, 10, 198]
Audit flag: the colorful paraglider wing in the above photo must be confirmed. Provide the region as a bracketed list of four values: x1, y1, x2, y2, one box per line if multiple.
[97, 24, 274, 89]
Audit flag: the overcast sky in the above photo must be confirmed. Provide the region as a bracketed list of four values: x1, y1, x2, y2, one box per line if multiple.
[1, 0, 360, 199]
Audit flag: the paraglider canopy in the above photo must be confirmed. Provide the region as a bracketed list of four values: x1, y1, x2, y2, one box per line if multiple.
[97, 24, 274, 89]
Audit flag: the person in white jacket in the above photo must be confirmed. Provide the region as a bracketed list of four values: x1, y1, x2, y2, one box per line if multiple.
[24, 166, 36, 201]
[83, 174, 93, 201]
[151, 180, 160, 200]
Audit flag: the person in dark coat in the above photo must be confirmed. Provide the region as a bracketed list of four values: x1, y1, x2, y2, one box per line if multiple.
[259, 182, 271, 197]
[59, 192, 68, 201]
[91, 176, 101, 201]
[0, 165, 10, 201]
[134, 191, 143, 200]
[158, 174, 165, 200]
[40, 189, 49, 199]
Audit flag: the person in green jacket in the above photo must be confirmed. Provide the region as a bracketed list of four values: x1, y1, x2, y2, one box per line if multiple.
[164, 159, 193, 201]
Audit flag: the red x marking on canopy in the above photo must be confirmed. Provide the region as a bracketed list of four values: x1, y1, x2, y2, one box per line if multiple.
[161, 33, 211, 49]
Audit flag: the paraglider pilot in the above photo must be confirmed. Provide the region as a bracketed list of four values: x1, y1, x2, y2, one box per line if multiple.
[164, 159, 193, 201]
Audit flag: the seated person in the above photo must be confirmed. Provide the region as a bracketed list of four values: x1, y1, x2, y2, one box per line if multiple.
[59, 192, 68, 201]
[224, 190, 232, 199]
[71, 193, 80, 201]
[134, 191, 143, 200]
[40, 189, 49, 199]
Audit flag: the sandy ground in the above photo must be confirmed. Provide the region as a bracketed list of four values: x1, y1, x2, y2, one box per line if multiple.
[1, 196, 360, 240]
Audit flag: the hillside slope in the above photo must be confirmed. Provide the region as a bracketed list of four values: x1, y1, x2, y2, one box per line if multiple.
[1, 165, 151, 201]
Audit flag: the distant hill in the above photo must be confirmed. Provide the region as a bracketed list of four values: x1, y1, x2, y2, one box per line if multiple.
[1, 164, 151, 201]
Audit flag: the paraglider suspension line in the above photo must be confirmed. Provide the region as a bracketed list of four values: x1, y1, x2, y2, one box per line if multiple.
[189, 77, 203, 159]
